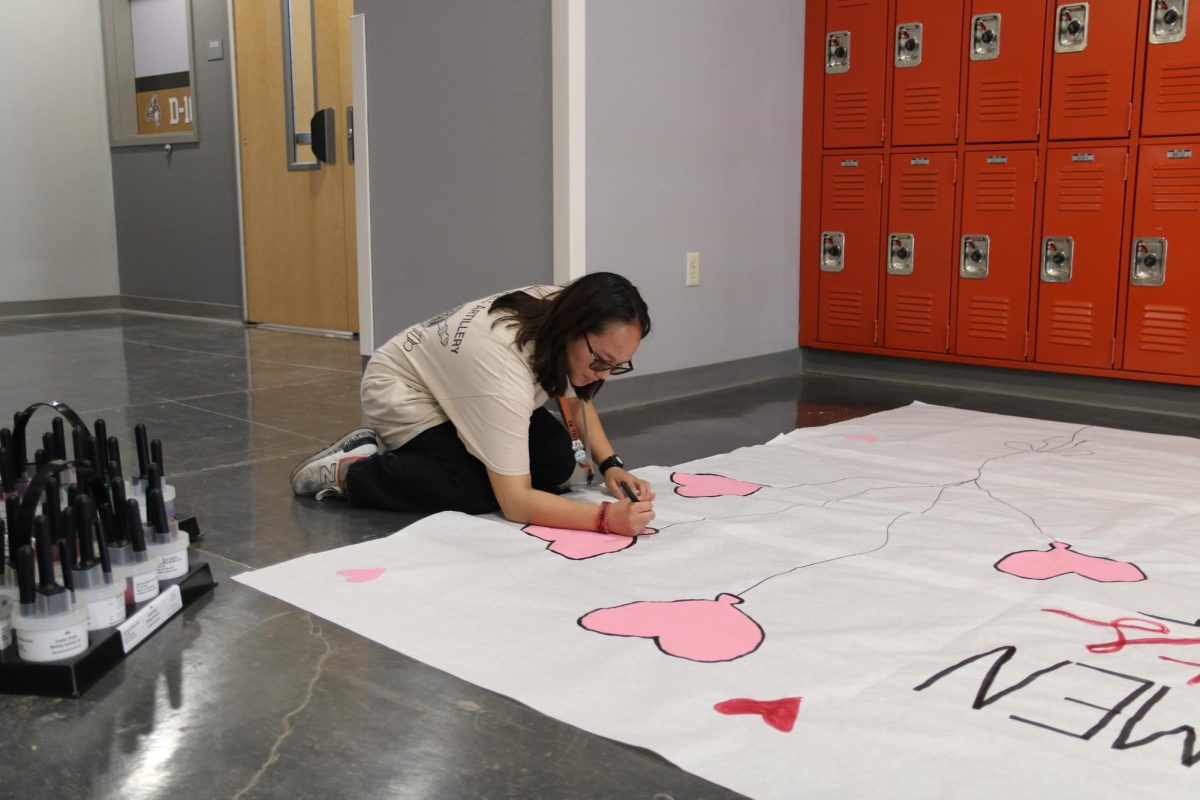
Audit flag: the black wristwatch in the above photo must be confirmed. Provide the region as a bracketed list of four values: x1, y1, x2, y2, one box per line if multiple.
[597, 454, 625, 475]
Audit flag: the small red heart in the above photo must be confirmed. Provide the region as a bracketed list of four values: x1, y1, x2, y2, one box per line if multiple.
[714, 696, 802, 732]
[336, 568, 386, 583]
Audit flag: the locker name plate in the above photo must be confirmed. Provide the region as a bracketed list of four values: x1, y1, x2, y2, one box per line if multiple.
[1150, 0, 1187, 44]
[888, 234, 915, 276]
[1167, 149, 1194, 159]
[821, 232, 845, 273]
[826, 31, 851, 74]
[1042, 237, 1074, 283]
[841, 159, 859, 167]
[1055, 3, 1089, 53]
[971, 14, 1001, 61]
[1072, 153, 1095, 162]
[1131, 238, 1167, 287]
[910, 158, 930, 166]
[986, 155, 1009, 164]
[895, 23, 923, 67]
[961, 235, 990, 279]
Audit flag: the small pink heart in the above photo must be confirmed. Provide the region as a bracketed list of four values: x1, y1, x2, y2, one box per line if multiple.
[522, 525, 658, 560]
[337, 568, 386, 583]
[671, 472, 763, 499]
[843, 434, 878, 443]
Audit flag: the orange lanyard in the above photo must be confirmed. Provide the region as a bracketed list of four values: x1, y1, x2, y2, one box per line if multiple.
[557, 396, 594, 484]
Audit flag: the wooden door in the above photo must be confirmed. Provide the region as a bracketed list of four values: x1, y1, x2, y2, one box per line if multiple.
[234, 0, 358, 332]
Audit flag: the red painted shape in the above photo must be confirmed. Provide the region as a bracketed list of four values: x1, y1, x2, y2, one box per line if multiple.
[1042, 609, 1200, 654]
[1159, 656, 1200, 686]
[714, 696, 802, 733]
[336, 568, 385, 584]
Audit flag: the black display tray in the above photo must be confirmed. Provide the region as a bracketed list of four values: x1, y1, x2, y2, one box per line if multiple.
[0, 533, 216, 699]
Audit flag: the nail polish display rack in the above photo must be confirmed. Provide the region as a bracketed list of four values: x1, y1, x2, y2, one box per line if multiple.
[0, 402, 217, 698]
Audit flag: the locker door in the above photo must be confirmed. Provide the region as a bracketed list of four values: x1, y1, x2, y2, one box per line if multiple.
[955, 150, 1037, 359]
[892, 0, 966, 145]
[883, 153, 956, 351]
[1124, 143, 1200, 374]
[1035, 147, 1128, 368]
[1048, 0, 1140, 141]
[824, 0, 889, 148]
[818, 154, 883, 345]
[1143, 1, 1200, 137]
[965, 1, 1047, 142]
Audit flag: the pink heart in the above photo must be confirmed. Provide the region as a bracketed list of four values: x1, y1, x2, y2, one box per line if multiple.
[522, 525, 658, 560]
[336, 568, 386, 583]
[579, 593, 764, 662]
[671, 472, 763, 499]
[714, 696, 802, 732]
[843, 434, 878, 443]
[994, 542, 1146, 583]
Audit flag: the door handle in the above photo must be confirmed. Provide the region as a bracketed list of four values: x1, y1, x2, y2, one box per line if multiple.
[311, 107, 337, 165]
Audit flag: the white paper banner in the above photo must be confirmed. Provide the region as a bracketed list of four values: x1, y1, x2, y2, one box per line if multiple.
[237, 403, 1200, 798]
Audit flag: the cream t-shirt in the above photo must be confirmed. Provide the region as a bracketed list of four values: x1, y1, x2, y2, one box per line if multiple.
[360, 286, 562, 476]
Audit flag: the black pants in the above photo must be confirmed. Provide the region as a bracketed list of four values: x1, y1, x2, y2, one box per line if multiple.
[344, 407, 577, 514]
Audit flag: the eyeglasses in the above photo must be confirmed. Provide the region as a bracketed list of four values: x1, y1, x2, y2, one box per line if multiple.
[585, 335, 634, 375]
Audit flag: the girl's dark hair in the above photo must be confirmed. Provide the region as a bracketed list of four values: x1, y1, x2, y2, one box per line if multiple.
[491, 272, 651, 399]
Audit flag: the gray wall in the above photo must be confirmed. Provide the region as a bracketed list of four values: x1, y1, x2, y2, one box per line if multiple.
[587, 0, 804, 376]
[110, 0, 243, 314]
[354, 0, 554, 344]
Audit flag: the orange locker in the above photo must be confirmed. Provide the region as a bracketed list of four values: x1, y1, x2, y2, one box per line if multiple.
[824, 0, 889, 148]
[891, 0, 966, 145]
[1123, 143, 1200, 374]
[1142, 1, 1200, 137]
[1035, 146, 1128, 368]
[818, 154, 883, 345]
[1048, 0, 1140, 141]
[955, 150, 1038, 359]
[883, 153, 956, 351]
[964, 1, 1047, 142]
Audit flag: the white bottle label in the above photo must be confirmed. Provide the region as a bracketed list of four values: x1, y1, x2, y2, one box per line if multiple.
[16, 621, 88, 662]
[128, 568, 160, 604]
[0, 617, 11, 650]
[87, 593, 127, 630]
[156, 549, 189, 580]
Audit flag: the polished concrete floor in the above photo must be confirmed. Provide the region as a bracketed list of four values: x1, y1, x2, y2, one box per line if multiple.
[0, 311, 1196, 799]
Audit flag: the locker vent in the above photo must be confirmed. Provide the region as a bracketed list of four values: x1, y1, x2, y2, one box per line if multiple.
[899, 170, 940, 211]
[1061, 72, 1112, 118]
[892, 293, 934, 335]
[1138, 306, 1189, 354]
[831, 89, 871, 133]
[1056, 167, 1105, 212]
[1156, 64, 1200, 117]
[976, 80, 1023, 123]
[826, 289, 865, 329]
[900, 84, 943, 128]
[1151, 164, 1200, 212]
[1048, 301, 1094, 347]
[831, 173, 868, 211]
[967, 296, 1009, 340]
[973, 168, 1018, 212]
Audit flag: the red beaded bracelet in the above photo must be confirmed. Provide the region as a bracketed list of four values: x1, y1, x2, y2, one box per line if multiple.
[595, 501, 611, 534]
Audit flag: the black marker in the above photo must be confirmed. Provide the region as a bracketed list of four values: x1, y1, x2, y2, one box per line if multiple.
[71, 427, 89, 470]
[43, 477, 63, 544]
[126, 499, 148, 555]
[16, 545, 35, 609]
[94, 517, 113, 579]
[6, 496, 23, 562]
[147, 487, 170, 535]
[33, 516, 67, 616]
[41, 432, 55, 463]
[34, 448, 47, 470]
[134, 423, 150, 479]
[0, 446, 12, 495]
[93, 419, 109, 475]
[51, 418, 66, 461]
[147, 463, 162, 495]
[107, 437, 122, 477]
[619, 480, 638, 501]
[57, 540, 74, 593]
[151, 439, 164, 477]
[12, 412, 25, 477]
[0, 518, 6, 577]
[74, 496, 97, 570]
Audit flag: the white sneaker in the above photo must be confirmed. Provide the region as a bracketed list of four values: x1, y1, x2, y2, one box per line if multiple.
[290, 428, 381, 499]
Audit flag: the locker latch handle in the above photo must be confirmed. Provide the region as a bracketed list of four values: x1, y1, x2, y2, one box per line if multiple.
[1041, 237, 1074, 283]
[970, 14, 1002, 61]
[888, 234, 915, 275]
[895, 23, 924, 67]
[1131, 238, 1168, 287]
[1055, 3, 1090, 53]
[1150, 1, 1188, 44]
[960, 235, 990, 279]
[821, 232, 846, 272]
[826, 31, 851, 73]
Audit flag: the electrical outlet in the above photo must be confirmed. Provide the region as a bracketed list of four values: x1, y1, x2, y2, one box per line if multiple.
[686, 252, 700, 287]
